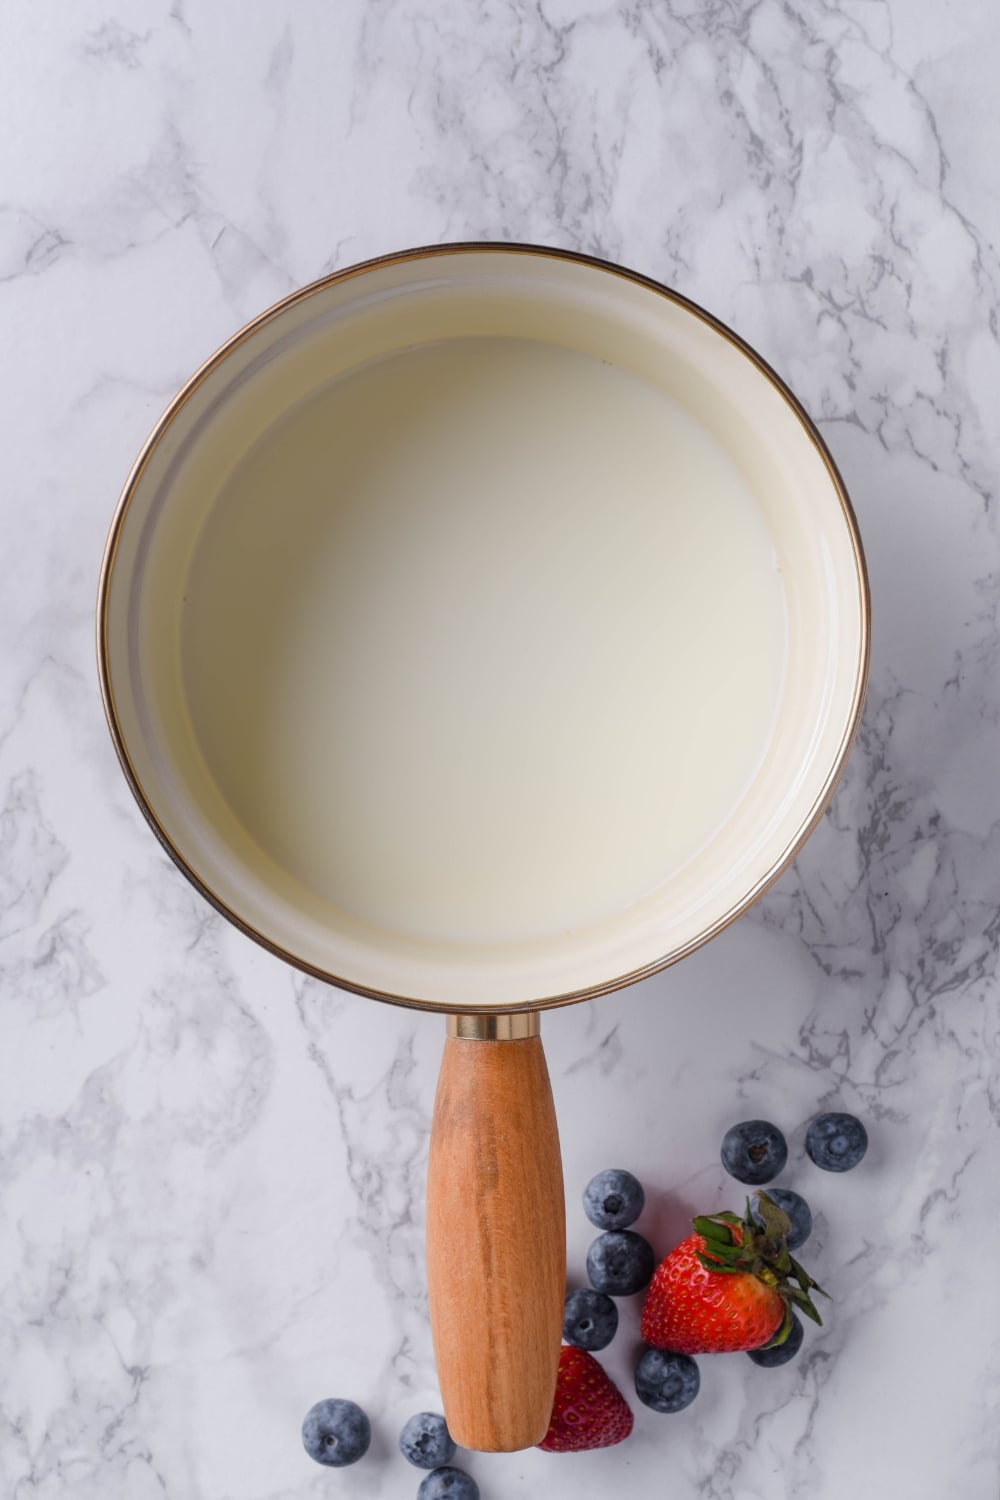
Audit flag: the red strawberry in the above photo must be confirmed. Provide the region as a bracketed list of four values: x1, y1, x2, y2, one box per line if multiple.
[537, 1346, 634, 1452]
[641, 1195, 827, 1355]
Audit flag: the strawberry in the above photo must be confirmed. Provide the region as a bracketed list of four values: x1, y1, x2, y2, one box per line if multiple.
[641, 1193, 827, 1355]
[537, 1346, 634, 1452]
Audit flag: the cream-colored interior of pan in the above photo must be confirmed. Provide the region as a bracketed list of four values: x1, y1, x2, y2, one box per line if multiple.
[103, 250, 866, 1008]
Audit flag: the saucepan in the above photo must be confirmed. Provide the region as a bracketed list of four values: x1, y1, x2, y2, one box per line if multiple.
[97, 243, 869, 1452]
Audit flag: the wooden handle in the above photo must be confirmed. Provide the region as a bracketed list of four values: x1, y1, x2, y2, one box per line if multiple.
[426, 1030, 565, 1452]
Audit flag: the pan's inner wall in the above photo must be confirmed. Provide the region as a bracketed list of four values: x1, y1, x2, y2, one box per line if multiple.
[180, 334, 786, 947]
[103, 251, 866, 1007]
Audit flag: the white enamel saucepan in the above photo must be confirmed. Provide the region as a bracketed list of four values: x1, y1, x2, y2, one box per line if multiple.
[98, 244, 869, 1452]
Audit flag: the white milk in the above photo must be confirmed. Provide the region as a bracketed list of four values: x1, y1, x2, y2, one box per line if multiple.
[181, 336, 787, 946]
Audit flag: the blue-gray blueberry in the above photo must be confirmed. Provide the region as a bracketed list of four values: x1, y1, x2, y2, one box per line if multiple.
[805, 1112, 868, 1172]
[747, 1313, 804, 1367]
[417, 1466, 479, 1500]
[562, 1288, 619, 1351]
[720, 1120, 788, 1185]
[634, 1348, 701, 1413]
[586, 1229, 655, 1296]
[399, 1411, 456, 1470]
[582, 1168, 645, 1230]
[301, 1398, 371, 1467]
[752, 1188, 813, 1250]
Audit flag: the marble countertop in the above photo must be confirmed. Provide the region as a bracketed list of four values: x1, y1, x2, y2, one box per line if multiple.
[3, 2, 999, 1496]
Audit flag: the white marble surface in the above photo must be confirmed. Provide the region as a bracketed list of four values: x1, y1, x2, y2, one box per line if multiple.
[3, 2, 1000, 1496]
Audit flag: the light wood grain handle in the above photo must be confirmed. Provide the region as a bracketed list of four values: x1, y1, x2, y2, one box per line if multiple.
[426, 1025, 565, 1452]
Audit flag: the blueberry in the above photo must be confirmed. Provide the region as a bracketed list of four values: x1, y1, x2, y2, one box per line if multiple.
[562, 1288, 619, 1351]
[805, 1112, 868, 1172]
[417, 1466, 479, 1500]
[720, 1120, 788, 1185]
[301, 1398, 371, 1467]
[747, 1313, 804, 1367]
[634, 1347, 701, 1413]
[752, 1188, 813, 1251]
[582, 1168, 645, 1230]
[586, 1229, 655, 1296]
[399, 1411, 456, 1469]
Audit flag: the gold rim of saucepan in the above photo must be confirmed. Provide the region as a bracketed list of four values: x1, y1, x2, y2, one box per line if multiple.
[96, 241, 871, 1015]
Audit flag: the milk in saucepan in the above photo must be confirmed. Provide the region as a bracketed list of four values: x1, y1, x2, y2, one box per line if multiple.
[181, 336, 787, 945]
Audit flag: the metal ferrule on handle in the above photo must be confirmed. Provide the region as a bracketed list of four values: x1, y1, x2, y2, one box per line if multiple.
[447, 1012, 539, 1040]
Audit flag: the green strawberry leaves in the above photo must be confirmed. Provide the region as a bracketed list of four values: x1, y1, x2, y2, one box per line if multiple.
[693, 1253, 742, 1274]
[691, 1193, 829, 1332]
[762, 1303, 795, 1348]
[692, 1215, 736, 1246]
